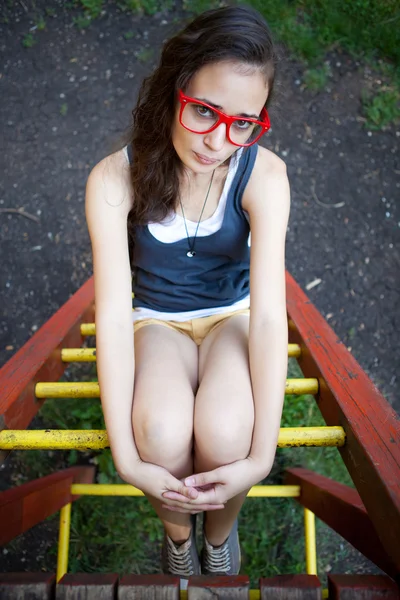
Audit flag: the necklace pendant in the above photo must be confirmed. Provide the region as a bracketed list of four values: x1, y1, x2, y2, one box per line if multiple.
[187, 250, 196, 257]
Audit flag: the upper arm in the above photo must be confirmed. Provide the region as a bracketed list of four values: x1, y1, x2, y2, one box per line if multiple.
[85, 153, 134, 323]
[243, 148, 290, 322]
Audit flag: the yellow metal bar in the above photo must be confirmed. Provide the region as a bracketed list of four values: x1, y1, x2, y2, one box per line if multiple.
[57, 502, 71, 582]
[61, 348, 97, 362]
[35, 378, 318, 398]
[81, 323, 95, 336]
[83, 318, 299, 335]
[70, 483, 301, 497]
[0, 427, 345, 450]
[82, 321, 299, 336]
[304, 508, 317, 575]
[62, 344, 301, 362]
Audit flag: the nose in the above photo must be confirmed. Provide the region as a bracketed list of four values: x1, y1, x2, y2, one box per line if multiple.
[203, 122, 227, 152]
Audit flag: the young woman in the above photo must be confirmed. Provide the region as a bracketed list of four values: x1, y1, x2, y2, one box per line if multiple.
[85, 4, 290, 582]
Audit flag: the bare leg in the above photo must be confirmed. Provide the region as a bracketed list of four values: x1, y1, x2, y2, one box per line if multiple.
[132, 324, 198, 543]
[194, 314, 254, 546]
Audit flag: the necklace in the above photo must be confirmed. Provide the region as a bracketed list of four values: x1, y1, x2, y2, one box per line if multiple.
[179, 169, 215, 258]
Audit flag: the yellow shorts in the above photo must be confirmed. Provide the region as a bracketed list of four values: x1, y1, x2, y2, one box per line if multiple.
[133, 308, 250, 346]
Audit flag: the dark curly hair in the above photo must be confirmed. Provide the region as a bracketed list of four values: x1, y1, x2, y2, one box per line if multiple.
[125, 5, 278, 249]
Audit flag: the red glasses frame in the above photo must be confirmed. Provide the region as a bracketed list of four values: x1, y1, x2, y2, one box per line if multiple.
[178, 89, 270, 147]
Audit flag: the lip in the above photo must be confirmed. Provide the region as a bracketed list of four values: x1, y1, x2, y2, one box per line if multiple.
[193, 151, 219, 165]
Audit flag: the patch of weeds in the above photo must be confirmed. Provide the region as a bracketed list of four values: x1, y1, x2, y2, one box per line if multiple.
[116, 0, 141, 12]
[35, 16, 46, 31]
[183, 0, 222, 16]
[240, 497, 306, 585]
[22, 33, 37, 48]
[136, 47, 155, 63]
[361, 86, 400, 130]
[45, 7, 56, 17]
[117, 0, 174, 14]
[140, 0, 163, 15]
[68, 495, 162, 574]
[60, 103, 68, 116]
[72, 14, 92, 29]
[79, 0, 103, 19]
[303, 64, 331, 92]
[124, 30, 135, 40]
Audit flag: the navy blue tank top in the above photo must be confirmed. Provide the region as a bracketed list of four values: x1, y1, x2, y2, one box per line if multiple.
[128, 143, 258, 312]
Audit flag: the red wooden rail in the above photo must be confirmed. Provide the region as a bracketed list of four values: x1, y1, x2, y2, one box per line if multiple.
[285, 467, 397, 579]
[0, 466, 95, 546]
[0, 277, 95, 438]
[285, 272, 400, 573]
[327, 574, 399, 599]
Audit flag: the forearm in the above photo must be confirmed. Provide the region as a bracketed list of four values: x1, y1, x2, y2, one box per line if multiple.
[96, 311, 139, 473]
[248, 314, 288, 469]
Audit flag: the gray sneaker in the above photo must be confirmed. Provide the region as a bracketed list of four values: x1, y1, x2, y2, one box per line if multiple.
[161, 515, 201, 582]
[201, 518, 241, 575]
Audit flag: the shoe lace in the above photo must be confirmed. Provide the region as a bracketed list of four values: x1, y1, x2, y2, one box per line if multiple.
[203, 541, 231, 573]
[167, 540, 195, 577]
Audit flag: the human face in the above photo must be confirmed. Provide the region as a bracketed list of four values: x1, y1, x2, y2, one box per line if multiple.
[171, 61, 269, 175]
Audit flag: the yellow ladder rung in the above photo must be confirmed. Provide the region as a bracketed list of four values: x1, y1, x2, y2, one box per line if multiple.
[0, 427, 345, 450]
[81, 321, 299, 336]
[62, 344, 302, 362]
[35, 378, 318, 398]
[70, 484, 301, 497]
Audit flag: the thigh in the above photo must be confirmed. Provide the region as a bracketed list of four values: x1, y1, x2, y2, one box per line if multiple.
[132, 324, 199, 464]
[194, 314, 254, 468]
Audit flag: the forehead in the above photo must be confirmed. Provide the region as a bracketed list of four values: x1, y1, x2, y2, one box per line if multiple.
[185, 61, 268, 114]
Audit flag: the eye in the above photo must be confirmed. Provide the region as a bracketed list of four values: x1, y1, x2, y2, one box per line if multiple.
[194, 104, 215, 118]
[234, 119, 252, 130]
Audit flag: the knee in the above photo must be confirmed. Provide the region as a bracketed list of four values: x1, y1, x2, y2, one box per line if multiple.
[193, 414, 253, 469]
[133, 413, 193, 473]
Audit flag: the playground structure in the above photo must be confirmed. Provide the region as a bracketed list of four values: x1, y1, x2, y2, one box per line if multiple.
[0, 272, 399, 599]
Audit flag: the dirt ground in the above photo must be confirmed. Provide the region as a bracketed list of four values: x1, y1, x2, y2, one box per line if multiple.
[0, 0, 398, 580]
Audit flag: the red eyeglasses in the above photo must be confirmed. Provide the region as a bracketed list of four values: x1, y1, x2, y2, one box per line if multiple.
[178, 89, 270, 147]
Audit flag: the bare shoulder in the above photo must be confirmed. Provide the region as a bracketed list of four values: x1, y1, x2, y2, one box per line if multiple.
[86, 146, 133, 217]
[242, 145, 290, 214]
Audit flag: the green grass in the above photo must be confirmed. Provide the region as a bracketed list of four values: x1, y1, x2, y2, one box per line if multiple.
[13, 356, 356, 585]
[303, 64, 332, 92]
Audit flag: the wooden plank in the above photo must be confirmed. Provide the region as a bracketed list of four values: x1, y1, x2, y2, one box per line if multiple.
[0, 572, 56, 599]
[56, 573, 119, 600]
[285, 467, 397, 579]
[328, 574, 399, 599]
[188, 575, 250, 599]
[118, 575, 179, 599]
[260, 574, 322, 599]
[0, 466, 94, 545]
[0, 277, 95, 436]
[285, 271, 400, 571]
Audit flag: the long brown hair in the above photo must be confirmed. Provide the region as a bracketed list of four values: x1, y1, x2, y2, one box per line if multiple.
[126, 5, 278, 244]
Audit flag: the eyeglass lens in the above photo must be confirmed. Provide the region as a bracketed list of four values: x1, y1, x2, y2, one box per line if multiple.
[181, 102, 262, 145]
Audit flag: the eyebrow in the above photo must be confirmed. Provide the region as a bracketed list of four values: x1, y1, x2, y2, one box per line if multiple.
[194, 96, 259, 119]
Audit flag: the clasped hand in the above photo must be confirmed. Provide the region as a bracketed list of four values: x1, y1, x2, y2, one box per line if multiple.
[161, 457, 268, 514]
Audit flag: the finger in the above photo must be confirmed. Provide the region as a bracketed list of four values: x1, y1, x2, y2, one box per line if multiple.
[165, 478, 198, 500]
[185, 469, 221, 488]
[162, 504, 224, 513]
[189, 487, 222, 505]
[162, 490, 199, 502]
[162, 498, 225, 511]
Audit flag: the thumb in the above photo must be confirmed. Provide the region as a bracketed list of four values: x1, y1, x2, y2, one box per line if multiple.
[185, 469, 221, 488]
